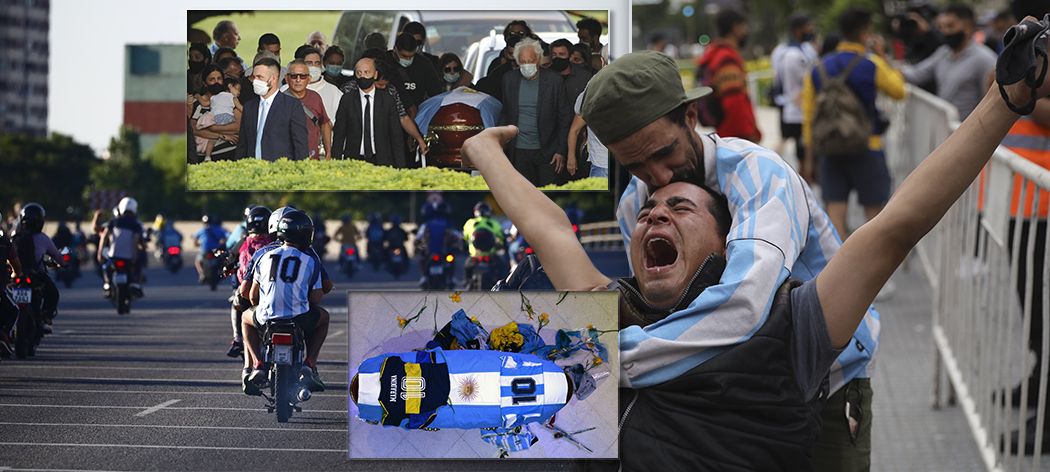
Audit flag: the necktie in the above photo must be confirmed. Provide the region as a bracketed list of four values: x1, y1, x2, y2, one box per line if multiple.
[255, 98, 270, 159]
[363, 94, 374, 160]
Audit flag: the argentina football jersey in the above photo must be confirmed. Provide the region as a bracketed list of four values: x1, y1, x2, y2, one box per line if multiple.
[252, 245, 322, 320]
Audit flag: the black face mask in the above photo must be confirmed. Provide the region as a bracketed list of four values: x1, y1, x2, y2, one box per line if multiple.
[738, 34, 749, 48]
[550, 57, 570, 72]
[800, 32, 816, 43]
[188, 60, 206, 73]
[206, 83, 225, 95]
[357, 76, 375, 89]
[944, 31, 967, 49]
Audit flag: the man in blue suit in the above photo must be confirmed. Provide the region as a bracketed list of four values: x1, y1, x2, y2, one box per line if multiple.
[235, 57, 309, 161]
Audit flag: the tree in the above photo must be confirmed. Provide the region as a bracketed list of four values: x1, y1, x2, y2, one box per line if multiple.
[0, 132, 96, 215]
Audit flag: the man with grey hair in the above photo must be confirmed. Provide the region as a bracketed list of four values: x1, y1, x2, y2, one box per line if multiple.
[210, 20, 240, 56]
[498, 37, 573, 186]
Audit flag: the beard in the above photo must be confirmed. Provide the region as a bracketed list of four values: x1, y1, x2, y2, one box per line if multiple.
[668, 132, 706, 187]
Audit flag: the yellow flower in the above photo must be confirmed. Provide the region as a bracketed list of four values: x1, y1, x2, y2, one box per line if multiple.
[450, 292, 462, 303]
[587, 324, 594, 330]
[592, 356, 603, 366]
[397, 315, 408, 329]
[539, 312, 549, 323]
[470, 316, 479, 324]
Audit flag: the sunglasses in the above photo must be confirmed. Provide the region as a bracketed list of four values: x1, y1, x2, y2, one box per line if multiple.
[443, 66, 460, 73]
[287, 73, 310, 80]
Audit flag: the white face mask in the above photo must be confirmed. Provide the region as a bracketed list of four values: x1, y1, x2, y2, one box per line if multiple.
[252, 78, 270, 96]
[519, 63, 538, 78]
[308, 66, 322, 82]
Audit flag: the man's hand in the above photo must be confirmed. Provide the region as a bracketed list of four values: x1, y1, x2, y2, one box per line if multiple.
[416, 137, 429, 155]
[567, 153, 577, 176]
[551, 154, 566, 174]
[224, 133, 239, 144]
[462, 126, 519, 162]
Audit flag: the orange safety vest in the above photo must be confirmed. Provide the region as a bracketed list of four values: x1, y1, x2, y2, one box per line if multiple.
[1004, 117, 1050, 218]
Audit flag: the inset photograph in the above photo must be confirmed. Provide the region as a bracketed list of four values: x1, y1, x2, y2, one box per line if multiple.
[186, 10, 610, 191]
[348, 291, 618, 459]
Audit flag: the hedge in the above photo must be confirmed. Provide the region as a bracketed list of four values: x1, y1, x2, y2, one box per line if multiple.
[186, 159, 608, 191]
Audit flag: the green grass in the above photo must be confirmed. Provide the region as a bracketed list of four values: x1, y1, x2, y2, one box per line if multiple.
[187, 158, 608, 191]
[191, 11, 342, 62]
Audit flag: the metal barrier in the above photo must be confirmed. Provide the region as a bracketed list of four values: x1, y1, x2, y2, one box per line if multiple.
[884, 86, 1050, 471]
[579, 221, 624, 252]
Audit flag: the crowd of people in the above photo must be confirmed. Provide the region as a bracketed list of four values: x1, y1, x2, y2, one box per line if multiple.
[186, 16, 611, 187]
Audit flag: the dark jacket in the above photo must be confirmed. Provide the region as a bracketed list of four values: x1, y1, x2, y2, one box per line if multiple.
[498, 67, 573, 161]
[330, 88, 406, 168]
[615, 255, 828, 472]
[234, 92, 309, 161]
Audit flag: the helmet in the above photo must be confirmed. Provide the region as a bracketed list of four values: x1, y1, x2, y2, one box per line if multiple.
[243, 205, 255, 218]
[154, 214, 166, 229]
[474, 202, 491, 218]
[268, 205, 298, 238]
[341, 213, 351, 223]
[201, 214, 211, 224]
[118, 197, 138, 216]
[277, 210, 314, 247]
[20, 203, 46, 233]
[246, 206, 272, 234]
[390, 214, 402, 225]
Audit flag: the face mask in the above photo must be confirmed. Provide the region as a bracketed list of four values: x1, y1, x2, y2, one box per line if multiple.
[188, 60, 206, 73]
[800, 32, 816, 43]
[398, 56, 414, 68]
[550, 57, 570, 72]
[738, 34, 749, 48]
[944, 32, 966, 49]
[357, 76, 375, 90]
[308, 66, 322, 82]
[519, 63, 538, 78]
[252, 78, 270, 96]
[325, 64, 342, 76]
[206, 83, 224, 95]
[444, 72, 460, 83]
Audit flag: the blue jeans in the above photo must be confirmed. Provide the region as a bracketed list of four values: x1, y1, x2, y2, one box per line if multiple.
[588, 165, 609, 178]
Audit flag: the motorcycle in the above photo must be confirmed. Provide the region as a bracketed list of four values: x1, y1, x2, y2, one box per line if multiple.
[159, 232, 183, 274]
[54, 246, 80, 288]
[423, 252, 456, 290]
[386, 245, 409, 280]
[104, 258, 135, 315]
[201, 248, 226, 291]
[339, 244, 360, 279]
[366, 239, 385, 271]
[259, 319, 311, 423]
[8, 274, 43, 358]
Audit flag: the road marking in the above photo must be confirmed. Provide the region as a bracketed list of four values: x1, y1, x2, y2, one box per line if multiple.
[330, 330, 345, 337]
[0, 421, 347, 432]
[0, 403, 346, 413]
[0, 442, 346, 453]
[0, 387, 346, 398]
[31, 346, 348, 356]
[0, 376, 347, 390]
[134, 399, 180, 417]
[0, 365, 344, 374]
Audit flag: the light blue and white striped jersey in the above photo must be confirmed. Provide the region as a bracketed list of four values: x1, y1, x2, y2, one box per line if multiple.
[616, 132, 881, 393]
[252, 245, 322, 321]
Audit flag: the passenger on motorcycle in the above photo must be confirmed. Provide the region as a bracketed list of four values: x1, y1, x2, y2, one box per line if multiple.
[193, 214, 229, 284]
[242, 210, 330, 395]
[365, 213, 386, 267]
[226, 206, 272, 358]
[153, 214, 183, 257]
[384, 215, 408, 250]
[415, 201, 454, 284]
[13, 203, 63, 331]
[333, 214, 360, 249]
[463, 201, 507, 287]
[225, 206, 253, 255]
[0, 210, 24, 357]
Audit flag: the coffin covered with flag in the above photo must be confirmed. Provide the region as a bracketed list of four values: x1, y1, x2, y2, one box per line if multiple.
[415, 87, 502, 169]
[351, 348, 570, 430]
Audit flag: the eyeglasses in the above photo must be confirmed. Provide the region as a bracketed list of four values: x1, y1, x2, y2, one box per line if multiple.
[287, 73, 310, 80]
[443, 66, 460, 73]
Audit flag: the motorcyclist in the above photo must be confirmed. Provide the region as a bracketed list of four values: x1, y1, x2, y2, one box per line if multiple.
[242, 210, 330, 395]
[384, 214, 409, 251]
[153, 214, 183, 259]
[96, 197, 145, 295]
[463, 201, 507, 288]
[193, 214, 229, 284]
[13, 203, 64, 332]
[364, 212, 386, 269]
[333, 213, 361, 251]
[415, 201, 458, 287]
[311, 212, 330, 259]
[225, 206, 253, 255]
[0, 210, 24, 356]
[226, 206, 272, 358]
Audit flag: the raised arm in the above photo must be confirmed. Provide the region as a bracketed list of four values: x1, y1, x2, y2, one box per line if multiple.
[461, 125, 611, 291]
[818, 70, 1048, 347]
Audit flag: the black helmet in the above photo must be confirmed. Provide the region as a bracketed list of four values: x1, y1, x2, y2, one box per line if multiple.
[277, 210, 314, 247]
[474, 202, 491, 218]
[246, 206, 272, 235]
[20, 203, 45, 233]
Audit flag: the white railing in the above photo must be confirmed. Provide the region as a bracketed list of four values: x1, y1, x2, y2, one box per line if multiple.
[884, 86, 1050, 471]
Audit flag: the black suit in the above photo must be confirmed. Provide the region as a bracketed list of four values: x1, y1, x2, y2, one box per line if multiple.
[499, 68, 573, 185]
[234, 92, 309, 161]
[330, 88, 406, 168]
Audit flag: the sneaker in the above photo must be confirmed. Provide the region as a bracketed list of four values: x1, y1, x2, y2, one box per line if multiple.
[40, 323, 53, 334]
[226, 340, 243, 358]
[242, 368, 261, 396]
[300, 366, 326, 392]
[248, 365, 269, 387]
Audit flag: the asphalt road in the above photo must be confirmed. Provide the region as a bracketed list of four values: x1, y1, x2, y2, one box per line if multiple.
[0, 249, 629, 471]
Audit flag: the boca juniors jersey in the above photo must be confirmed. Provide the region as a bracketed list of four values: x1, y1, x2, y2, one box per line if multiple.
[354, 348, 570, 430]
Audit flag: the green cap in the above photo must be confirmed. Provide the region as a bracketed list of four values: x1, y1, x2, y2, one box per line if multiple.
[581, 51, 712, 146]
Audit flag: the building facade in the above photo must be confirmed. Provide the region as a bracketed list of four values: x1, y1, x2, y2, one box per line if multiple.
[123, 44, 185, 152]
[1, 0, 50, 138]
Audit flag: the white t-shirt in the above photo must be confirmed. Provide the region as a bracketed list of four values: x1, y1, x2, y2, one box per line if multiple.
[252, 245, 322, 320]
[574, 91, 607, 169]
[210, 91, 235, 117]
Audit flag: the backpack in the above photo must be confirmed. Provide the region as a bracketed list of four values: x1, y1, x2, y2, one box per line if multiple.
[811, 54, 871, 157]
